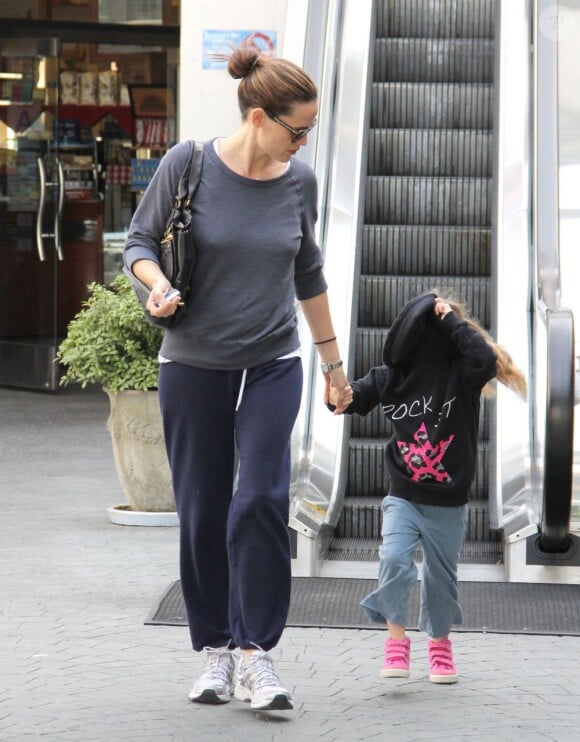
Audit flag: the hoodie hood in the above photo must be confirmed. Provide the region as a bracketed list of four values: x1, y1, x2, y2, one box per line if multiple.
[382, 293, 455, 366]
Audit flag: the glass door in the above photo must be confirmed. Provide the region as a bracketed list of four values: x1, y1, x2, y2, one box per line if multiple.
[0, 18, 179, 392]
[0, 37, 62, 390]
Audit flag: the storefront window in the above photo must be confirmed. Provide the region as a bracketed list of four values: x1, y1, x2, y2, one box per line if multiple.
[0, 0, 179, 25]
[0, 1, 179, 390]
[99, 0, 163, 24]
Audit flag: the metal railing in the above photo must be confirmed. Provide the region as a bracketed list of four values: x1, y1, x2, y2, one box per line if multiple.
[285, 0, 375, 560]
[490, 0, 534, 534]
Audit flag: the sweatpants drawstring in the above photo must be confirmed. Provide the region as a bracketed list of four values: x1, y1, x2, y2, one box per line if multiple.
[235, 369, 247, 411]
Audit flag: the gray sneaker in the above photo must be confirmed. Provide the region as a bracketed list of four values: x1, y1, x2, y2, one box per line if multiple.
[188, 646, 236, 704]
[234, 651, 293, 710]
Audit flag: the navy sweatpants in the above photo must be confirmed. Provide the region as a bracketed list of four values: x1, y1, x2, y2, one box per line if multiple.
[158, 357, 303, 652]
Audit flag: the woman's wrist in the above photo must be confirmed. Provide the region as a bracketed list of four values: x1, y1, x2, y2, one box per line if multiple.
[314, 336, 336, 346]
[320, 359, 343, 373]
[328, 368, 348, 389]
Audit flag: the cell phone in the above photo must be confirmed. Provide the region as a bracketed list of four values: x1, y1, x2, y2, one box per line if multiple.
[164, 288, 181, 301]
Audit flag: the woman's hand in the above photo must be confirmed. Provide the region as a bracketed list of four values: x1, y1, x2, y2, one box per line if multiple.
[131, 259, 182, 319]
[146, 280, 182, 318]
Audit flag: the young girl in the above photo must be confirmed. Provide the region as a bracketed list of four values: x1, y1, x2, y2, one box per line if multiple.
[329, 292, 526, 683]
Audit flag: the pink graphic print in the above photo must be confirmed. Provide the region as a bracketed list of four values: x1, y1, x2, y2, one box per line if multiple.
[397, 422, 454, 483]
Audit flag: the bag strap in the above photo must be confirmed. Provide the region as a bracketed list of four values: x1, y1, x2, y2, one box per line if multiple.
[174, 140, 204, 208]
[185, 140, 204, 206]
[162, 141, 204, 238]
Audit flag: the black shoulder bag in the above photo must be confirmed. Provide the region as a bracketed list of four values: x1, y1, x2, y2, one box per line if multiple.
[124, 139, 204, 329]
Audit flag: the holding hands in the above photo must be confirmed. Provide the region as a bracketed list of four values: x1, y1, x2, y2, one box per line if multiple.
[327, 378, 353, 413]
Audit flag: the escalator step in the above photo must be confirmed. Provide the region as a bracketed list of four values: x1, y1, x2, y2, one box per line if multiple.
[377, 0, 495, 40]
[357, 275, 491, 327]
[374, 39, 494, 83]
[353, 328, 389, 373]
[350, 405, 391, 439]
[464, 500, 498, 542]
[336, 496, 383, 539]
[371, 82, 493, 129]
[347, 438, 389, 498]
[326, 536, 503, 565]
[368, 129, 491, 177]
[326, 537, 381, 562]
[362, 225, 490, 276]
[365, 176, 490, 226]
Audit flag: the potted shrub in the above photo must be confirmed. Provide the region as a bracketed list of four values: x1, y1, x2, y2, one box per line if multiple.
[57, 274, 177, 525]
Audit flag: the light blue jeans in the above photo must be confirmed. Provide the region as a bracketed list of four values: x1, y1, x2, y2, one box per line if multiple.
[360, 495, 468, 638]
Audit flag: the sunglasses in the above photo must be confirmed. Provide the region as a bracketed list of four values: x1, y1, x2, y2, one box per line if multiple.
[266, 111, 318, 143]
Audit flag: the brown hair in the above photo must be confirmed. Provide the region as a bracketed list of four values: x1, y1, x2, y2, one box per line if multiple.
[434, 291, 527, 399]
[217, 44, 317, 118]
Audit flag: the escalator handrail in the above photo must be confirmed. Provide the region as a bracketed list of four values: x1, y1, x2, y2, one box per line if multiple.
[541, 308, 575, 549]
[533, 0, 575, 551]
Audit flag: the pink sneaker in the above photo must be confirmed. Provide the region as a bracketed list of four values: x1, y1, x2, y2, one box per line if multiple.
[380, 637, 411, 678]
[428, 638, 458, 684]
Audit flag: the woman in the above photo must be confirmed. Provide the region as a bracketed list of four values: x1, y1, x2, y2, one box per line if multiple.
[123, 44, 352, 711]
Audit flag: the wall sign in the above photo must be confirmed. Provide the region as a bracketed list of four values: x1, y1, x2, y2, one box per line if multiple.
[202, 30, 277, 70]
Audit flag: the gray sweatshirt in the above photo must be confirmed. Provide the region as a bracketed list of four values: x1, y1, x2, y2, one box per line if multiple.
[123, 139, 328, 370]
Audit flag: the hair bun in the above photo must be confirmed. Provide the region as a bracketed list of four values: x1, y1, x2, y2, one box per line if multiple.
[227, 45, 261, 79]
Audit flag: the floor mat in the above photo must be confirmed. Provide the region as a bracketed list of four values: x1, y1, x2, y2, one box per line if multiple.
[145, 577, 580, 635]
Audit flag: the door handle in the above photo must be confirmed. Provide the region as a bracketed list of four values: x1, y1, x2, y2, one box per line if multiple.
[36, 156, 64, 261]
[36, 156, 47, 262]
[54, 158, 64, 261]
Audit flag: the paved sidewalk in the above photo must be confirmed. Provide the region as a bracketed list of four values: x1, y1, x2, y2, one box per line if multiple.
[1, 385, 580, 742]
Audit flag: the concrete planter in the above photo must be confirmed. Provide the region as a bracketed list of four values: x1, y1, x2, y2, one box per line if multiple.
[105, 389, 176, 518]
[106, 504, 179, 527]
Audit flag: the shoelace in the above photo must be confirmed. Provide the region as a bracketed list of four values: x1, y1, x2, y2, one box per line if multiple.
[243, 652, 281, 690]
[202, 647, 233, 681]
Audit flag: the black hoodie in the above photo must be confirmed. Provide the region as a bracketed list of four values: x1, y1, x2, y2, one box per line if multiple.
[341, 293, 497, 507]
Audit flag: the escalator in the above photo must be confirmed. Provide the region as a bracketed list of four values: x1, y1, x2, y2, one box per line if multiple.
[289, 0, 578, 582]
[326, 0, 501, 570]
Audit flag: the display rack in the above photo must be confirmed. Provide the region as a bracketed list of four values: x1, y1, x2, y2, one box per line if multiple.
[59, 142, 99, 201]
